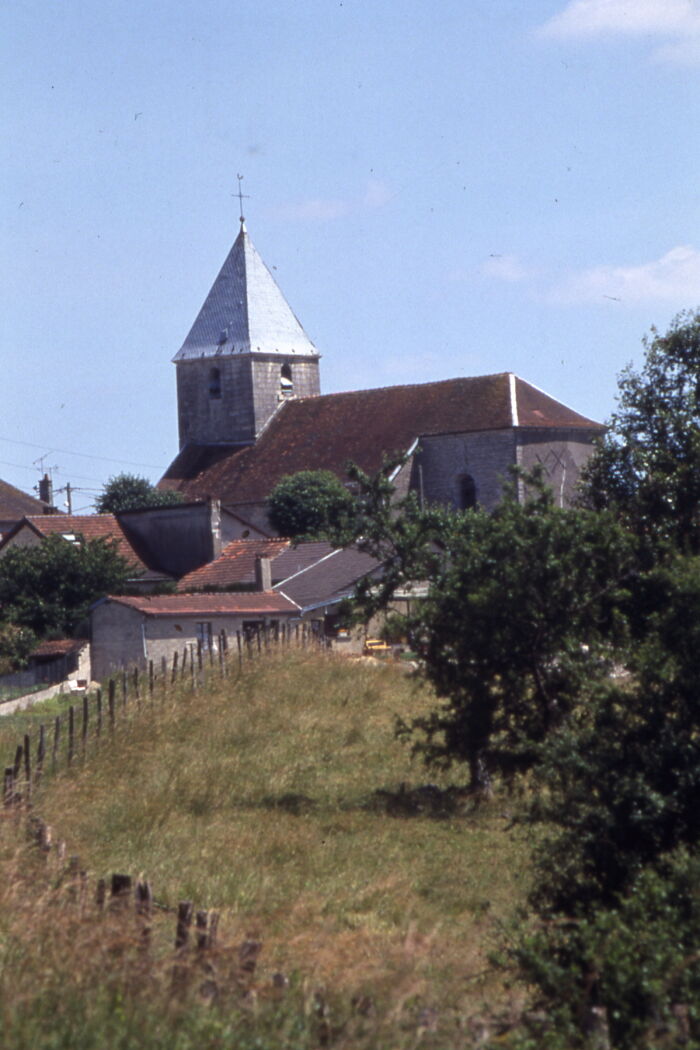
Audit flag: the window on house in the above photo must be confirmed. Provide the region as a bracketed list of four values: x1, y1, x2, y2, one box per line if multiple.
[458, 474, 477, 510]
[280, 363, 294, 397]
[196, 621, 213, 650]
[209, 368, 222, 399]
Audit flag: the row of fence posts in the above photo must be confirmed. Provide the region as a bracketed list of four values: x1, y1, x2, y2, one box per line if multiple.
[2, 621, 324, 811]
[21, 812, 264, 992]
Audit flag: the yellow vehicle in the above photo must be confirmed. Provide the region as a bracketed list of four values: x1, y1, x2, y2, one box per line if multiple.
[363, 638, 391, 656]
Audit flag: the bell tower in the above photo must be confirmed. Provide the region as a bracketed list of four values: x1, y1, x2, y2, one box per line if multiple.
[173, 204, 321, 450]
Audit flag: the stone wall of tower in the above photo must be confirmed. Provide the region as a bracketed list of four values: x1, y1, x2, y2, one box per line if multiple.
[176, 357, 255, 447]
[250, 356, 321, 437]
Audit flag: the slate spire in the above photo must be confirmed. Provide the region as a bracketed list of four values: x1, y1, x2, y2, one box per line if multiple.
[173, 225, 319, 362]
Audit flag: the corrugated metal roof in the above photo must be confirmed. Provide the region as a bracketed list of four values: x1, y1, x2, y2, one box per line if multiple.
[106, 592, 300, 616]
[174, 224, 319, 362]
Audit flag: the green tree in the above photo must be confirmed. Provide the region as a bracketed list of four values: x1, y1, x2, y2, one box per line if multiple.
[268, 470, 356, 538]
[400, 481, 634, 793]
[512, 556, 700, 1046]
[0, 534, 130, 636]
[96, 473, 183, 514]
[579, 308, 700, 556]
[342, 463, 635, 793]
[0, 622, 37, 675]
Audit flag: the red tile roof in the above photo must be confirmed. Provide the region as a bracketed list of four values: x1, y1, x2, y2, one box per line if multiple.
[11, 515, 153, 575]
[106, 592, 300, 616]
[32, 638, 87, 658]
[178, 538, 290, 591]
[161, 373, 602, 504]
[0, 479, 55, 521]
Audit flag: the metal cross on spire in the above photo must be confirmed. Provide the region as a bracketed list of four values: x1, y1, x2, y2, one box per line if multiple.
[235, 173, 250, 227]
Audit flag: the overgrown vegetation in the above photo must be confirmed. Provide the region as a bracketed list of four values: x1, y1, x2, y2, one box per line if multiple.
[95, 472, 183, 513]
[268, 469, 356, 538]
[0, 534, 130, 643]
[0, 651, 529, 1048]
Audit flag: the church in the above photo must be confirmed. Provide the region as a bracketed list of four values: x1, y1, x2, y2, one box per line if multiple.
[160, 216, 603, 533]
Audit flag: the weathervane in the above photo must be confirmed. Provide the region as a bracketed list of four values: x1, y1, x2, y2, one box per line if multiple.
[235, 173, 250, 227]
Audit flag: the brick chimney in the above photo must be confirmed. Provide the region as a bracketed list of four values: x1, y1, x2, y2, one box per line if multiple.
[254, 556, 272, 591]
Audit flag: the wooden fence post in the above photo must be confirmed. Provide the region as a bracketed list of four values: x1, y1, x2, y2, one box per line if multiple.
[149, 660, 154, 698]
[171, 650, 179, 684]
[109, 873, 132, 911]
[197, 639, 203, 672]
[108, 680, 116, 733]
[52, 716, 61, 771]
[133, 667, 140, 702]
[121, 669, 128, 706]
[67, 707, 75, 766]
[96, 689, 102, 737]
[23, 733, 31, 798]
[81, 695, 89, 755]
[175, 900, 194, 949]
[135, 878, 153, 946]
[161, 655, 167, 688]
[36, 724, 46, 782]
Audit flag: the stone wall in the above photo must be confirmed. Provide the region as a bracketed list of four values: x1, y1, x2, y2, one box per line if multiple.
[176, 356, 255, 447]
[250, 355, 321, 437]
[412, 430, 517, 511]
[91, 601, 298, 679]
[516, 429, 599, 507]
[176, 353, 320, 448]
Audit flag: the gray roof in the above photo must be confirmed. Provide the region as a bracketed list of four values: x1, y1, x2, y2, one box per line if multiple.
[174, 222, 319, 362]
[275, 547, 382, 613]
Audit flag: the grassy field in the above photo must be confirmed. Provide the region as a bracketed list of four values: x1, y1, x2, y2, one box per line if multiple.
[0, 650, 531, 1048]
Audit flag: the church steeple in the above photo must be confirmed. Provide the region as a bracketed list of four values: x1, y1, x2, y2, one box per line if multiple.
[174, 218, 321, 450]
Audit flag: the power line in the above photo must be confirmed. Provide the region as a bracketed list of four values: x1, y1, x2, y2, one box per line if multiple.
[0, 435, 164, 470]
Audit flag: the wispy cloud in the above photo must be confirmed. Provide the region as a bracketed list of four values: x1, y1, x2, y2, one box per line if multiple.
[280, 179, 393, 223]
[539, 0, 700, 63]
[480, 254, 533, 282]
[549, 245, 700, 304]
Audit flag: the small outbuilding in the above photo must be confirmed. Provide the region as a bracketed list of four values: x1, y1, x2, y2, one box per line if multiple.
[90, 591, 300, 679]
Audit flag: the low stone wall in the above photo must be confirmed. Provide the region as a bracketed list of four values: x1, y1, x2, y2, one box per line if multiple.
[0, 680, 84, 718]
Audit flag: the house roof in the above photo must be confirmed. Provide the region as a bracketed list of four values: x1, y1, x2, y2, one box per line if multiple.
[103, 592, 300, 617]
[276, 547, 383, 612]
[0, 479, 55, 522]
[178, 538, 291, 590]
[174, 223, 318, 362]
[161, 373, 602, 504]
[32, 638, 88, 659]
[177, 538, 336, 591]
[0, 515, 161, 578]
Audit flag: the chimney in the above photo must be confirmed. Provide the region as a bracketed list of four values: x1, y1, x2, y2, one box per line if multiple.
[209, 499, 222, 560]
[254, 556, 272, 592]
[38, 473, 53, 507]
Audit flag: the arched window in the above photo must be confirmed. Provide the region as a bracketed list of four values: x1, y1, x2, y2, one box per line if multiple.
[280, 363, 294, 397]
[459, 474, 477, 510]
[209, 367, 221, 399]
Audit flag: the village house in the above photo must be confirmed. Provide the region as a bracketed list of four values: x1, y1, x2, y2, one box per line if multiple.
[159, 217, 604, 531]
[0, 477, 58, 540]
[0, 514, 172, 591]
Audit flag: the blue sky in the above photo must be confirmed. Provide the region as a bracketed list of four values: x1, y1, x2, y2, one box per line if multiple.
[2, 0, 699, 510]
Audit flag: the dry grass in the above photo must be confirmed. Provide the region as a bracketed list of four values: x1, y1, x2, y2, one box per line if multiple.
[0, 650, 531, 1047]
